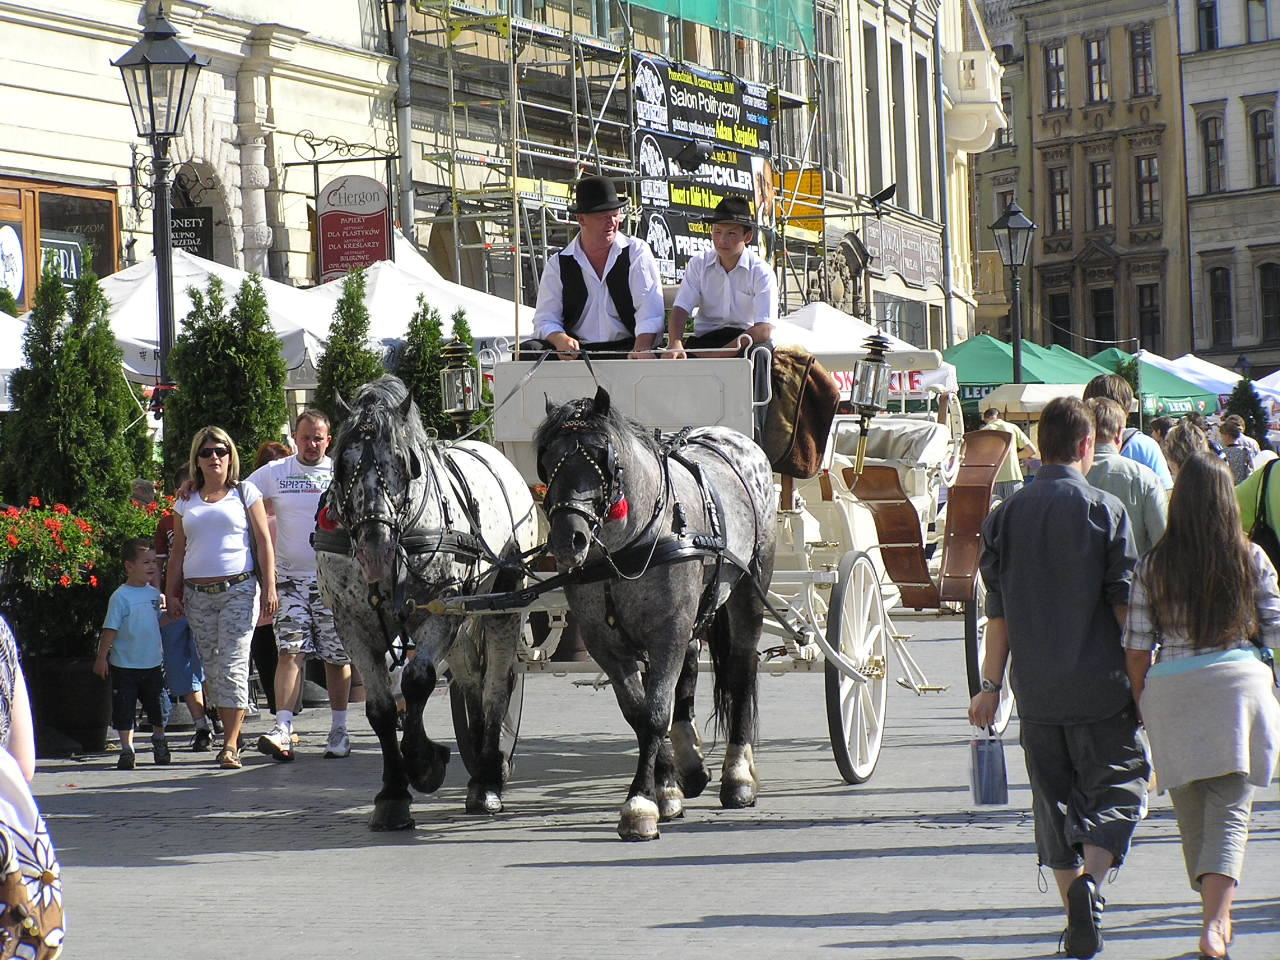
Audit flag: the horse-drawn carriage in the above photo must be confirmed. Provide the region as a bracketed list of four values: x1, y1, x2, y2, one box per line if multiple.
[315, 340, 1012, 836]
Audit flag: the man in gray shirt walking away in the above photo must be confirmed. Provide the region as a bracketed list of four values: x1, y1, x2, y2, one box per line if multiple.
[970, 396, 1149, 960]
[1086, 397, 1167, 556]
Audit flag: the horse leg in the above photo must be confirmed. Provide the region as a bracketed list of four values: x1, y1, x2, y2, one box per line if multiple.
[669, 638, 710, 799]
[400, 646, 451, 795]
[711, 585, 762, 809]
[351, 643, 414, 831]
[464, 613, 520, 815]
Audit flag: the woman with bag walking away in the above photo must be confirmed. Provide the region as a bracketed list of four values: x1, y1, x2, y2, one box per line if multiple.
[1124, 452, 1280, 960]
[165, 427, 277, 769]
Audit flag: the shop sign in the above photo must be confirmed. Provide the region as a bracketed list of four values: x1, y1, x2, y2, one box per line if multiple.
[864, 219, 944, 289]
[39, 231, 84, 286]
[317, 175, 390, 283]
[0, 222, 22, 304]
[170, 207, 214, 260]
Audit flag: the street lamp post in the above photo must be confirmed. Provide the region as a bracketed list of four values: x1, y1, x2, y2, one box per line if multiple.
[1234, 353, 1253, 381]
[990, 199, 1037, 384]
[113, 6, 207, 386]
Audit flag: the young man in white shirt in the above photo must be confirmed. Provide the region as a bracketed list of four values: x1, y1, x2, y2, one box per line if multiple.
[528, 176, 666, 359]
[249, 411, 355, 761]
[664, 194, 778, 359]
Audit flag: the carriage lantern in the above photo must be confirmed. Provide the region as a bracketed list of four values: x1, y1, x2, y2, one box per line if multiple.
[849, 334, 892, 476]
[439, 337, 479, 430]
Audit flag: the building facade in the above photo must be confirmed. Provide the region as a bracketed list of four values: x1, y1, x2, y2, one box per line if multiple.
[971, 0, 1191, 359]
[1178, 0, 1280, 375]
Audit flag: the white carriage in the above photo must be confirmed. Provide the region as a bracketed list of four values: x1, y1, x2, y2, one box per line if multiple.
[446, 345, 1010, 783]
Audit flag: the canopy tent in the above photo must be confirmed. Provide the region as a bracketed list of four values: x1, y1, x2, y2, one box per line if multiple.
[1163, 352, 1280, 404]
[773, 302, 958, 399]
[1089, 348, 1220, 415]
[1043, 344, 1112, 381]
[941, 334, 1090, 408]
[980, 382, 1085, 415]
[306, 232, 535, 345]
[1258, 367, 1280, 392]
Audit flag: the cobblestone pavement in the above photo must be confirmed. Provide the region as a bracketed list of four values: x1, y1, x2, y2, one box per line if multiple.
[34, 617, 1279, 960]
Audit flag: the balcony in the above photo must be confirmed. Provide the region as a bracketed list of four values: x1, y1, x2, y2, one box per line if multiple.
[944, 49, 1005, 154]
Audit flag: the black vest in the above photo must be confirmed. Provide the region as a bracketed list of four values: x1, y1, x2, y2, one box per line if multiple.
[558, 247, 636, 337]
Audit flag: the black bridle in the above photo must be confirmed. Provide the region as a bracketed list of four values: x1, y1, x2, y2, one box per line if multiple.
[333, 411, 428, 541]
[537, 415, 626, 534]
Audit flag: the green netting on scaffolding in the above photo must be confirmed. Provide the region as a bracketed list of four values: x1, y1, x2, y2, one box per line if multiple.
[632, 0, 814, 52]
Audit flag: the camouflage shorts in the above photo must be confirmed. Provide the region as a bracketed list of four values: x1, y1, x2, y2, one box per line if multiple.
[274, 577, 349, 664]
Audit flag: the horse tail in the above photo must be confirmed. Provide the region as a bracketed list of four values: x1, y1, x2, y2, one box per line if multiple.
[704, 584, 758, 743]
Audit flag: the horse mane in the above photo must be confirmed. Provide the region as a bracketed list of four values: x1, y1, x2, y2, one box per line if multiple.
[534, 394, 658, 459]
[334, 375, 430, 460]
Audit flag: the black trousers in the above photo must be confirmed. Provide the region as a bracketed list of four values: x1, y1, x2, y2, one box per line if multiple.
[685, 328, 773, 439]
[518, 338, 633, 359]
[112, 665, 166, 731]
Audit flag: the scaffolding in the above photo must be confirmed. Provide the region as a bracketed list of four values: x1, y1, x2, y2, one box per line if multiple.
[406, 0, 833, 322]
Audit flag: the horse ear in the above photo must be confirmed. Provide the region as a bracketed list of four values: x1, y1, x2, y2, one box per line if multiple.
[593, 385, 611, 417]
[334, 391, 351, 419]
[407, 448, 423, 479]
[545, 393, 556, 416]
[399, 391, 414, 419]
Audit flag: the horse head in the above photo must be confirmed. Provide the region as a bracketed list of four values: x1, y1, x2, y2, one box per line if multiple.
[535, 386, 639, 570]
[329, 376, 425, 585]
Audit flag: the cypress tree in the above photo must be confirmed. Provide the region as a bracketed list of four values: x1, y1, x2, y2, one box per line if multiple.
[1225, 378, 1271, 446]
[397, 294, 451, 436]
[163, 274, 289, 477]
[313, 269, 384, 429]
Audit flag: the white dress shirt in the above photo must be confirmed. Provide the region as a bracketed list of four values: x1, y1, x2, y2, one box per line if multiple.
[532, 233, 665, 342]
[673, 246, 778, 336]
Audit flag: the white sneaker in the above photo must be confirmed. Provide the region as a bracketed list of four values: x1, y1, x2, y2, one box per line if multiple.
[323, 726, 351, 759]
[257, 724, 294, 762]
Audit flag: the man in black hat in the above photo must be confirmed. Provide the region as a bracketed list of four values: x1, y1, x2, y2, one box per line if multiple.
[663, 194, 777, 360]
[529, 175, 665, 359]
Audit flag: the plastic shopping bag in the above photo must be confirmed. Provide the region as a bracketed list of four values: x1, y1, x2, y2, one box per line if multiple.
[969, 727, 1009, 805]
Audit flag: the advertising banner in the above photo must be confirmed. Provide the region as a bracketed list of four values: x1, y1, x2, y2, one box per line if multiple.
[633, 54, 774, 283]
[170, 207, 214, 260]
[318, 175, 391, 283]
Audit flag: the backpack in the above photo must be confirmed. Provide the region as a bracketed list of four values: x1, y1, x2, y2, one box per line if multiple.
[1250, 459, 1280, 571]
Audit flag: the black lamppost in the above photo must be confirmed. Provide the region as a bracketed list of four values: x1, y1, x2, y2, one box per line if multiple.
[113, 6, 207, 385]
[990, 199, 1037, 384]
[1234, 353, 1253, 381]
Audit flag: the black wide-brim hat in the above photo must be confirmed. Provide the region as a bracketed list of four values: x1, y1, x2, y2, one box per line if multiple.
[567, 176, 628, 214]
[698, 194, 755, 228]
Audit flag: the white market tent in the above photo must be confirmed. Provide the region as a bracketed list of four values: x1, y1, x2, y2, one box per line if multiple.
[306, 232, 535, 344]
[773, 302, 959, 399]
[981, 382, 1085, 415]
[1159, 351, 1280, 404]
[1258, 367, 1280, 392]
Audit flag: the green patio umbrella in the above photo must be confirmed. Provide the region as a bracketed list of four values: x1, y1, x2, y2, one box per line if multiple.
[1090, 348, 1220, 416]
[1044, 344, 1112, 382]
[943, 335, 1088, 407]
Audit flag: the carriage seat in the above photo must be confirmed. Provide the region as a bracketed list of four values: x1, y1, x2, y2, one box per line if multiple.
[831, 416, 952, 504]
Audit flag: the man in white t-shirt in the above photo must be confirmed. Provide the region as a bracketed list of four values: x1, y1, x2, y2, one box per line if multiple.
[249, 411, 354, 761]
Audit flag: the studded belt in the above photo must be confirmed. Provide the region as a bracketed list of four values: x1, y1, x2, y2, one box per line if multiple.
[184, 571, 254, 594]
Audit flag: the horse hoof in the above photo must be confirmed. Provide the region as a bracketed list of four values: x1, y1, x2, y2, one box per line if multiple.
[677, 763, 711, 800]
[657, 785, 685, 822]
[465, 784, 504, 815]
[670, 721, 709, 799]
[719, 782, 757, 809]
[618, 796, 660, 841]
[405, 741, 450, 794]
[369, 798, 415, 831]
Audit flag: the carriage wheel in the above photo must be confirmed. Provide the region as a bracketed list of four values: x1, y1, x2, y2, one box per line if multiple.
[449, 669, 525, 778]
[963, 576, 1013, 735]
[824, 550, 889, 784]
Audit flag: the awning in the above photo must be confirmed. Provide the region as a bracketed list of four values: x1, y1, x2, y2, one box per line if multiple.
[1090, 348, 1220, 415]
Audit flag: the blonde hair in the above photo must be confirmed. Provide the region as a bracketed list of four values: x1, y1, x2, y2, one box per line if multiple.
[1162, 420, 1208, 474]
[187, 426, 241, 490]
[1086, 397, 1126, 444]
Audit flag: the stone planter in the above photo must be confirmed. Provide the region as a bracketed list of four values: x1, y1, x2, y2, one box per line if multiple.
[29, 656, 112, 756]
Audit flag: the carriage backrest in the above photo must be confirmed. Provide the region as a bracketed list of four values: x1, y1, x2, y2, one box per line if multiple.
[492, 358, 755, 483]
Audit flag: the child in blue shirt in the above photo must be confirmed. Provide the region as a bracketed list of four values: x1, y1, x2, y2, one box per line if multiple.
[94, 539, 170, 769]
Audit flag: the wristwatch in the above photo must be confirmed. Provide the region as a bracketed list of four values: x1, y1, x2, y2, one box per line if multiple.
[980, 677, 1002, 693]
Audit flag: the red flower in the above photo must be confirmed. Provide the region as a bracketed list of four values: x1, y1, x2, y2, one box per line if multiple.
[52, 503, 69, 515]
[73, 518, 91, 533]
[86, 562, 94, 571]
[43, 517, 62, 534]
[58, 575, 70, 588]
[83, 538, 91, 548]
[89, 576, 98, 588]
[145, 501, 159, 515]
[4, 507, 17, 519]
[5, 534, 17, 548]
[27, 497, 40, 508]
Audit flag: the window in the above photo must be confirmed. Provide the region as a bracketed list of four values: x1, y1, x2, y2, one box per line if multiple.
[1253, 110, 1276, 186]
[1044, 43, 1067, 110]
[916, 54, 936, 219]
[1203, 117, 1226, 193]
[1086, 37, 1110, 103]
[863, 24, 883, 194]
[1198, 0, 1219, 49]
[1209, 266, 1233, 346]
[1248, 0, 1270, 42]
[1048, 292, 1073, 347]
[1090, 161, 1114, 228]
[1261, 263, 1280, 341]
[1136, 155, 1161, 222]
[997, 92, 1015, 147]
[1048, 166, 1071, 233]
[1092, 288, 1116, 344]
[996, 188, 1015, 221]
[1137, 284, 1162, 352]
[890, 40, 911, 211]
[1129, 27, 1153, 97]
[817, 6, 848, 191]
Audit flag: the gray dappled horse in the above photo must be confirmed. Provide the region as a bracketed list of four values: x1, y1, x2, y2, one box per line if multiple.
[315, 376, 537, 830]
[536, 387, 776, 840]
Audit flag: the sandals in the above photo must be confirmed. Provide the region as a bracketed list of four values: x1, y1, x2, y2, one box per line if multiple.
[216, 746, 242, 769]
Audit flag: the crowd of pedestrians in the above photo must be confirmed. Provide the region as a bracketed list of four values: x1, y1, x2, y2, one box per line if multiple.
[971, 374, 1280, 960]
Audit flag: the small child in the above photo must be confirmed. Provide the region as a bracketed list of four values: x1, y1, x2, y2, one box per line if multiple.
[94, 539, 170, 769]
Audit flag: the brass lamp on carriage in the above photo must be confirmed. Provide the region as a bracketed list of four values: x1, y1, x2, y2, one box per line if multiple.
[848, 334, 892, 476]
[439, 337, 479, 432]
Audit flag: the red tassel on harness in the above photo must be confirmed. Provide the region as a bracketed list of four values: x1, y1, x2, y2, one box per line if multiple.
[605, 496, 629, 523]
[317, 505, 338, 531]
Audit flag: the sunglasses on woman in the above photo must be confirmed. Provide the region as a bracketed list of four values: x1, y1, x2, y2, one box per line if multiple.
[198, 446, 231, 460]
